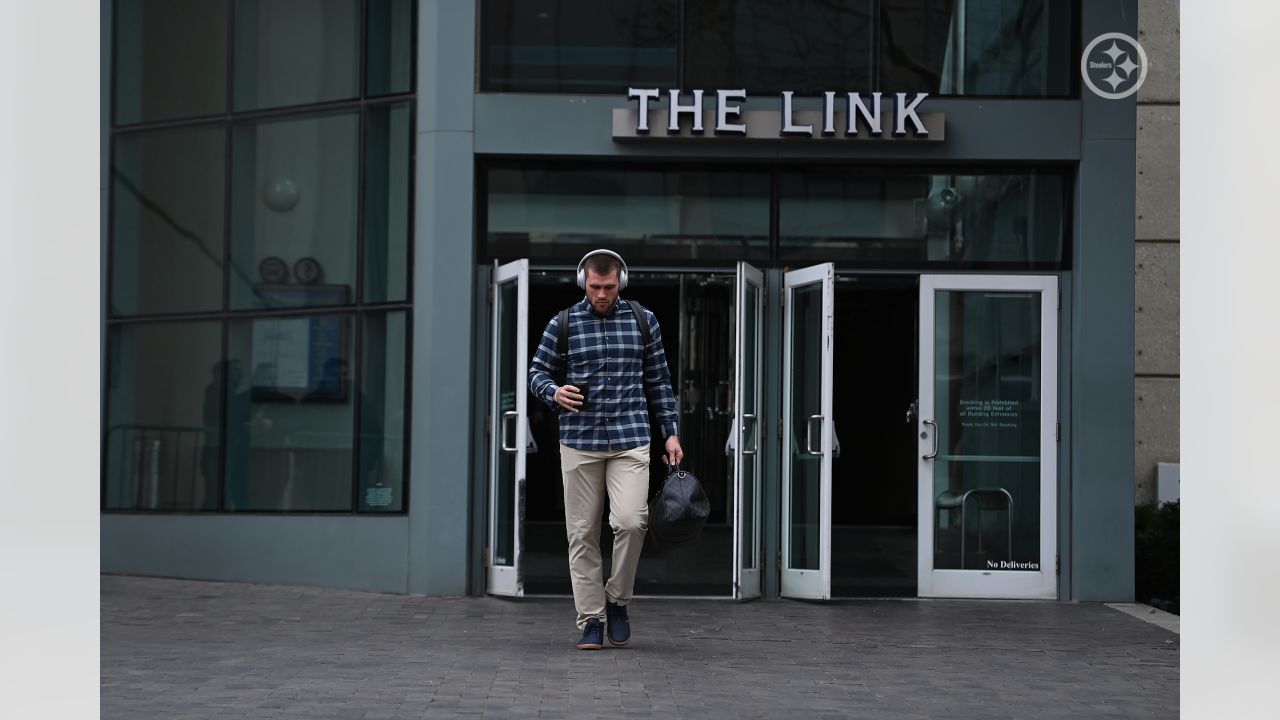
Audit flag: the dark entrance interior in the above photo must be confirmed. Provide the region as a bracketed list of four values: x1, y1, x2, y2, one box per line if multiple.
[515, 269, 919, 597]
[522, 271, 735, 595]
[830, 276, 919, 597]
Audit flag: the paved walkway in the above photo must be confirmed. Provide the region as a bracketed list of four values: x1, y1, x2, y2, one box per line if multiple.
[101, 575, 1178, 719]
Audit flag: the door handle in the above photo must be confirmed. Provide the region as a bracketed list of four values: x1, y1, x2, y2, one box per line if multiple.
[742, 413, 757, 456]
[500, 410, 519, 453]
[922, 419, 938, 460]
[805, 414, 824, 456]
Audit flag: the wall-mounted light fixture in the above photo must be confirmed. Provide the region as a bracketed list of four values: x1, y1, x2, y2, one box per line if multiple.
[262, 175, 300, 212]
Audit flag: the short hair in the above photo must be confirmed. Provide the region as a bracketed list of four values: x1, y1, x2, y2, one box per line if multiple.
[585, 252, 622, 279]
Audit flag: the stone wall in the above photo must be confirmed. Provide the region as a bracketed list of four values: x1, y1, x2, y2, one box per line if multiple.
[1135, 0, 1180, 504]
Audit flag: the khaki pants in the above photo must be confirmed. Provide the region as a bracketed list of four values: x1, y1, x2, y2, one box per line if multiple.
[559, 443, 650, 628]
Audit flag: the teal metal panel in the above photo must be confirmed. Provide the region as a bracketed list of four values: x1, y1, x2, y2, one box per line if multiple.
[101, 514, 412, 593]
[417, 0, 476, 133]
[407, 0, 478, 595]
[1070, 0, 1138, 603]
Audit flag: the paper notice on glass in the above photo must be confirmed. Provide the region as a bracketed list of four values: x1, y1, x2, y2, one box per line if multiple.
[252, 317, 312, 389]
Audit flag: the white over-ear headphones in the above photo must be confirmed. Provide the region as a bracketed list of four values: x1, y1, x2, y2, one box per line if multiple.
[576, 249, 629, 290]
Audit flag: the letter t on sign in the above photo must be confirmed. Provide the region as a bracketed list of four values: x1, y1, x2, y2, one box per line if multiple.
[628, 88, 661, 134]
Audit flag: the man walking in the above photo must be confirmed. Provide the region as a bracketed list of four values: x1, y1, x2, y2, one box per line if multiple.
[528, 249, 683, 650]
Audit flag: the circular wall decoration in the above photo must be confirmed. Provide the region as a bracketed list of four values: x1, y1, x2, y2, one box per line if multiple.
[293, 256, 324, 285]
[259, 256, 289, 284]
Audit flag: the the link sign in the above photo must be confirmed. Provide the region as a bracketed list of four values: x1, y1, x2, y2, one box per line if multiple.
[614, 88, 944, 141]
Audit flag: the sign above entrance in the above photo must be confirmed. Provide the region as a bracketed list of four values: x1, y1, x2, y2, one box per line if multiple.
[614, 89, 944, 141]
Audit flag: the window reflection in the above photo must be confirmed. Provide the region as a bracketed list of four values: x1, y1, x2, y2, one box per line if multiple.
[105, 321, 223, 511]
[685, 0, 874, 95]
[230, 111, 359, 311]
[779, 170, 1066, 267]
[111, 126, 227, 317]
[114, 0, 229, 124]
[359, 312, 408, 512]
[234, 0, 361, 111]
[481, 0, 1073, 96]
[225, 315, 355, 511]
[485, 163, 770, 263]
[483, 0, 677, 93]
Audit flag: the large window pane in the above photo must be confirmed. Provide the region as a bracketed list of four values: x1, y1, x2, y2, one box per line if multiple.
[225, 314, 355, 511]
[363, 103, 412, 304]
[685, 0, 874, 95]
[942, 0, 1073, 97]
[788, 283, 822, 570]
[932, 290, 1041, 570]
[779, 170, 1066, 267]
[359, 311, 408, 512]
[367, 0, 414, 96]
[105, 321, 223, 511]
[114, 0, 229, 124]
[230, 111, 359, 310]
[485, 164, 770, 263]
[482, 0, 677, 93]
[234, 0, 361, 111]
[111, 126, 226, 317]
[882, 0, 1073, 96]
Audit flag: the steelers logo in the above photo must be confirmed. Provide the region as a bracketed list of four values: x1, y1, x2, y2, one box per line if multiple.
[1081, 32, 1148, 100]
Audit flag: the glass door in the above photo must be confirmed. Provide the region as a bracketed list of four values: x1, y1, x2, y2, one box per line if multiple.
[733, 262, 765, 599]
[781, 263, 835, 600]
[917, 275, 1058, 599]
[487, 259, 529, 596]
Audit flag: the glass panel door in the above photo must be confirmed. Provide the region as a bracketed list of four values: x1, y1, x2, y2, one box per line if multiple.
[781, 263, 835, 600]
[917, 275, 1058, 599]
[487, 259, 529, 596]
[733, 262, 764, 599]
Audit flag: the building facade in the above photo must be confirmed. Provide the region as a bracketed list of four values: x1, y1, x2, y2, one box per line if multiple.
[102, 0, 1153, 602]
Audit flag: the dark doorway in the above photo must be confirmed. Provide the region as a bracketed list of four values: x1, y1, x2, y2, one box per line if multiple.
[830, 276, 919, 597]
[522, 271, 735, 595]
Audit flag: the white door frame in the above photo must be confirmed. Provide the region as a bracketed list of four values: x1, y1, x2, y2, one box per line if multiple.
[780, 263, 835, 600]
[917, 274, 1058, 599]
[487, 259, 529, 596]
[733, 262, 765, 599]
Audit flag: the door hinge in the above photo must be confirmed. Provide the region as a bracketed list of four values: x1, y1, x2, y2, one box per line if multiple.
[483, 547, 492, 568]
[778, 417, 783, 439]
[1055, 422, 1060, 442]
[485, 414, 492, 436]
[1055, 554, 1060, 575]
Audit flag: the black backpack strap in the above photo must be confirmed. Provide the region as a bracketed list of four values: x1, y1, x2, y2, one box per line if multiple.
[628, 300, 653, 354]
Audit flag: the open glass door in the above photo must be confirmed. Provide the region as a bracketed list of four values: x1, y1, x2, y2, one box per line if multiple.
[781, 263, 835, 599]
[487, 259, 529, 596]
[917, 275, 1058, 599]
[733, 262, 764, 599]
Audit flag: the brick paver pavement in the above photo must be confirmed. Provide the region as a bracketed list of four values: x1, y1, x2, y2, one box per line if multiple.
[101, 575, 1178, 719]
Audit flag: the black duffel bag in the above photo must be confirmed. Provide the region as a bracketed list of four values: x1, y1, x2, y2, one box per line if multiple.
[646, 462, 710, 551]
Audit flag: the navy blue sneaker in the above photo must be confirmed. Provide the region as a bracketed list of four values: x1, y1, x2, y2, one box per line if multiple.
[576, 618, 603, 650]
[605, 601, 631, 647]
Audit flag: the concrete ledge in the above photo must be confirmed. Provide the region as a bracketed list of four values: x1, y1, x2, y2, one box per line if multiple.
[1106, 602, 1180, 634]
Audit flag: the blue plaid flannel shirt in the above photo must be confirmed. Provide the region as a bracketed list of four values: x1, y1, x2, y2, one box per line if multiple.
[528, 297, 679, 452]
